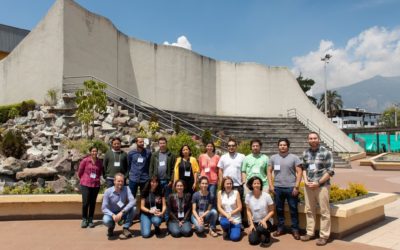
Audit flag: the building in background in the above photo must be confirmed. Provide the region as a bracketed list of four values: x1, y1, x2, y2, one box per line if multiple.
[331, 108, 381, 129]
[0, 24, 29, 60]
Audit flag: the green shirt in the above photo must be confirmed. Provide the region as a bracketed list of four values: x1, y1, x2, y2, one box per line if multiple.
[241, 153, 269, 186]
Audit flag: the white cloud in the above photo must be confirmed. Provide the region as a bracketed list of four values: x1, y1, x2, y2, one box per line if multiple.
[163, 35, 192, 50]
[292, 26, 400, 94]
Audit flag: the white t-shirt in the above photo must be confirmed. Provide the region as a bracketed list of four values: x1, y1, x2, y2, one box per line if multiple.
[219, 190, 241, 224]
[218, 153, 245, 187]
[245, 192, 274, 223]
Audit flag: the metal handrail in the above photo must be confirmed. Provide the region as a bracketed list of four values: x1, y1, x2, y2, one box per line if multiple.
[287, 108, 349, 153]
[62, 75, 226, 145]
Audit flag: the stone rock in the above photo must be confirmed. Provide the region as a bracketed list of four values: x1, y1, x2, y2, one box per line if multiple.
[104, 114, 114, 124]
[16, 165, 58, 180]
[47, 176, 68, 194]
[55, 117, 65, 128]
[0, 166, 14, 175]
[127, 118, 139, 127]
[43, 148, 53, 158]
[50, 153, 71, 174]
[31, 137, 41, 145]
[101, 122, 117, 132]
[70, 149, 84, 163]
[119, 109, 129, 116]
[137, 112, 143, 122]
[15, 117, 29, 125]
[112, 116, 130, 126]
[23, 158, 43, 168]
[106, 106, 113, 114]
[0, 175, 15, 184]
[121, 135, 132, 146]
[3, 157, 24, 173]
[139, 120, 149, 130]
[37, 177, 46, 188]
[27, 146, 43, 157]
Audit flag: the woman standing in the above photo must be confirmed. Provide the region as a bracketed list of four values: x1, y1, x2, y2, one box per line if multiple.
[191, 176, 218, 237]
[168, 180, 192, 237]
[245, 176, 275, 246]
[173, 145, 199, 195]
[140, 176, 166, 238]
[78, 146, 103, 228]
[198, 142, 220, 204]
[217, 176, 242, 241]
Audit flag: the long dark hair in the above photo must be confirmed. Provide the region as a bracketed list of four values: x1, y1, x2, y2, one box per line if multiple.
[141, 176, 162, 198]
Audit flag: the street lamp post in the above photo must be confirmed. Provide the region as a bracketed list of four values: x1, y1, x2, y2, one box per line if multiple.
[321, 54, 332, 117]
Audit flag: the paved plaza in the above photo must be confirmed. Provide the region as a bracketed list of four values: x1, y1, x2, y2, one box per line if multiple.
[0, 159, 399, 250]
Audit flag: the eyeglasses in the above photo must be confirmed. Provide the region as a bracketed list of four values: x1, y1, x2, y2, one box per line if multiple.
[227, 145, 236, 147]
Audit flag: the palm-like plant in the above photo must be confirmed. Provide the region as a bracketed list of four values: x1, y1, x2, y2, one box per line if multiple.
[317, 90, 343, 117]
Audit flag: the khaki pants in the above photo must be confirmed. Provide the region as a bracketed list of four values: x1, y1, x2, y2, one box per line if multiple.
[304, 185, 331, 239]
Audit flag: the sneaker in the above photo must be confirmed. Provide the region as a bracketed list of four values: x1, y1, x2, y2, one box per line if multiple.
[107, 227, 114, 238]
[316, 238, 328, 246]
[81, 218, 88, 228]
[88, 218, 95, 228]
[300, 234, 315, 242]
[122, 228, 132, 238]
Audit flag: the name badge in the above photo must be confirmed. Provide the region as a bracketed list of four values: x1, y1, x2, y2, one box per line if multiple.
[205, 167, 210, 173]
[309, 164, 316, 171]
[90, 173, 96, 179]
[159, 161, 166, 167]
[274, 165, 281, 171]
[178, 211, 184, 218]
[137, 157, 144, 163]
[150, 206, 157, 212]
[117, 200, 124, 208]
[114, 162, 120, 167]
[184, 170, 191, 177]
[253, 167, 260, 174]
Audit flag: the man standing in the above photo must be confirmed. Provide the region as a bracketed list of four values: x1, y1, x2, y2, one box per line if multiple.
[102, 173, 136, 239]
[241, 139, 269, 193]
[267, 138, 302, 240]
[128, 137, 152, 198]
[300, 132, 334, 246]
[103, 137, 129, 187]
[149, 137, 176, 220]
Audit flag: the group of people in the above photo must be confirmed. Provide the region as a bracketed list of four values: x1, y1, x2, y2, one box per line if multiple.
[78, 131, 334, 246]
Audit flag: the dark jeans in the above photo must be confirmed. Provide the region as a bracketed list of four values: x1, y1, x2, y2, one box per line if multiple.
[128, 181, 146, 198]
[81, 185, 100, 219]
[275, 186, 299, 232]
[248, 221, 272, 245]
[160, 179, 172, 221]
[233, 185, 246, 223]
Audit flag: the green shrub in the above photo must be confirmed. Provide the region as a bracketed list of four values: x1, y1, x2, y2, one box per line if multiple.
[174, 121, 181, 134]
[237, 140, 251, 155]
[201, 129, 212, 144]
[63, 138, 108, 154]
[0, 100, 36, 123]
[149, 113, 159, 123]
[298, 182, 368, 203]
[1, 129, 27, 158]
[149, 121, 160, 134]
[8, 107, 19, 119]
[168, 132, 201, 158]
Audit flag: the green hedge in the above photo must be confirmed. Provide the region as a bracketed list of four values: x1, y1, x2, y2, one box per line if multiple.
[0, 100, 36, 123]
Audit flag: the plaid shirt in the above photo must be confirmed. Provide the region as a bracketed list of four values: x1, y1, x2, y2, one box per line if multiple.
[302, 145, 334, 186]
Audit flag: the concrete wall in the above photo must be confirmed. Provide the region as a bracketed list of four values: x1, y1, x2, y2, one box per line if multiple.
[0, 0, 363, 152]
[0, 0, 63, 104]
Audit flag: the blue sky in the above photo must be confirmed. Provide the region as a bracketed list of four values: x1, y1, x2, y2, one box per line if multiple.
[1, 0, 400, 92]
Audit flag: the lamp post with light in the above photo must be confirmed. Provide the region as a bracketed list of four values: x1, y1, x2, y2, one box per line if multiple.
[321, 54, 332, 117]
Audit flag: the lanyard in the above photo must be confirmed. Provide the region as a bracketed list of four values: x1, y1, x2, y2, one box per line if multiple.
[113, 151, 121, 163]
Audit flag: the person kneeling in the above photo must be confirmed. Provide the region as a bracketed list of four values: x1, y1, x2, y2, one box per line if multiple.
[140, 177, 166, 238]
[217, 176, 242, 242]
[246, 176, 275, 246]
[168, 180, 192, 237]
[102, 173, 136, 239]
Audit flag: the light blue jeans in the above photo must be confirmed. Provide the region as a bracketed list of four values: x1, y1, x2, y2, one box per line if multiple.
[102, 207, 134, 229]
[191, 208, 218, 233]
[168, 220, 192, 237]
[140, 213, 163, 238]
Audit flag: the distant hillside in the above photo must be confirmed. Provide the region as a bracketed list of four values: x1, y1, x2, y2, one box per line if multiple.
[316, 75, 400, 113]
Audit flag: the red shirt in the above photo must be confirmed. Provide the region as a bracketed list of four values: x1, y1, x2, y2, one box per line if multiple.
[198, 153, 220, 184]
[78, 156, 103, 188]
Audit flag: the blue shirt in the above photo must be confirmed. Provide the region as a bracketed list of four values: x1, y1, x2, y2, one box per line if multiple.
[101, 186, 135, 216]
[128, 148, 152, 182]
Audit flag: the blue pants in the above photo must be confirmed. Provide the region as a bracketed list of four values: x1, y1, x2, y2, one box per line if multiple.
[102, 207, 134, 229]
[128, 181, 146, 198]
[168, 220, 192, 237]
[191, 208, 218, 233]
[275, 187, 299, 232]
[140, 213, 162, 238]
[160, 179, 172, 221]
[219, 217, 241, 241]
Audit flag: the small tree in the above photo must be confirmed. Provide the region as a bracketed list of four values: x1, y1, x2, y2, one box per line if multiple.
[297, 74, 317, 104]
[380, 107, 400, 128]
[75, 80, 107, 138]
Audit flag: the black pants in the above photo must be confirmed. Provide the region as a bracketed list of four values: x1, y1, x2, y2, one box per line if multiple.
[81, 185, 100, 219]
[233, 185, 246, 223]
[248, 221, 272, 245]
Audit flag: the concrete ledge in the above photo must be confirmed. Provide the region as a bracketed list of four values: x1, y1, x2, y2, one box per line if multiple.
[341, 152, 366, 162]
[359, 153, 400, 170]
[283, 192, 397, 239]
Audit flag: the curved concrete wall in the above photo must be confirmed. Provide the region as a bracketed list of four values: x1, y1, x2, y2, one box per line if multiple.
[0, 0, 363, 152]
